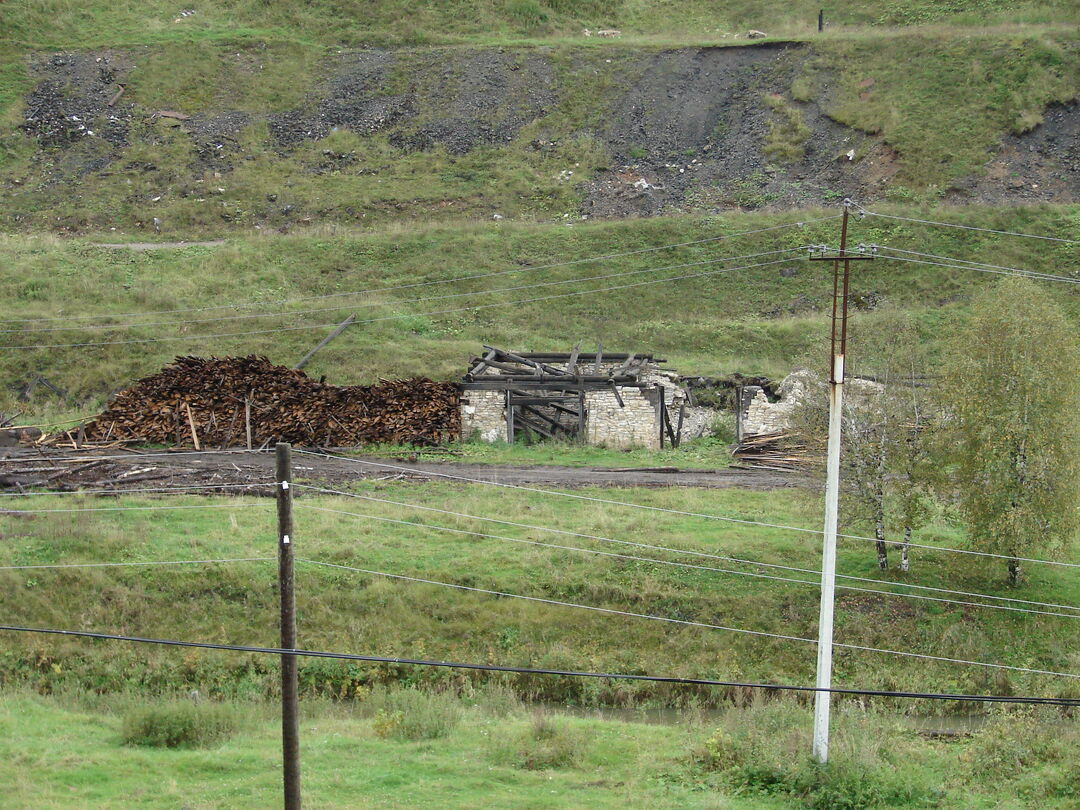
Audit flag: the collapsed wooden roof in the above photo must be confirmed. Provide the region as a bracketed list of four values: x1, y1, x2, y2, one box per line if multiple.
[461, 345, 664, 390]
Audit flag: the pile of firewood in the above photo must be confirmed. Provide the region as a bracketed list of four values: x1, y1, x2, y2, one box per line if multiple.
[71, 356, 460, 449]
[731, 432, 817, 471]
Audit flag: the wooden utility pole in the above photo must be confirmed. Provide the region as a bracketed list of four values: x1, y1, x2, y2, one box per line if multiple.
[276, 442, 301, 809]
[807, 201, 872, 763]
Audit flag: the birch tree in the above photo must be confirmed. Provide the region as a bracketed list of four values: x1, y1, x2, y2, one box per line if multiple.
[945, 277, 1079, 585]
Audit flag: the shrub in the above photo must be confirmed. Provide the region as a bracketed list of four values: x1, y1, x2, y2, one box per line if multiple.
[366, 687, 461, 741]
[491, 712, 590, 770]
[121, 701, 239, 748]
[692, 704, 931, 808]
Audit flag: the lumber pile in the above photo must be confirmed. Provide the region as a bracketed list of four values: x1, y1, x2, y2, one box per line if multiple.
[731, 431, 816, 471]
[73, 356, 460, 448]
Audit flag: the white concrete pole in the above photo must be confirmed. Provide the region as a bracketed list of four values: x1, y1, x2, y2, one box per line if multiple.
[813, 353, 844, 763]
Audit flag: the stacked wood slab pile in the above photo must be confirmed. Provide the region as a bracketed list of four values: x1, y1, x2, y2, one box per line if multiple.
[731, 431, 816, 471]
[74, 356, 459, 448]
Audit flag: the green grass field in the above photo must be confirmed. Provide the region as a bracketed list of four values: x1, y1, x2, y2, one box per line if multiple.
[1, 689, 1077, 809]
[1, 484, 1076, 706]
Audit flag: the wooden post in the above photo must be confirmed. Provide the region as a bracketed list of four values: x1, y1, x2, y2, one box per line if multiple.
[505, 390, 515, 444]
[294, 314, 356, 370]
[818, 9, 824, 31]
[276, 443, 301, 809]
[184, 402, 201, 451]
[658, 385, 666, 449]
[577, 390, 586, 443]
[675, 401, 686, 448]
[245, 396, 253, 451]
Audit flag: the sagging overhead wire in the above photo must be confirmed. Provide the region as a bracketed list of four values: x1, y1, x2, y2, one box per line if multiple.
[296, 501, 1079, 620]
[0, 247, 809, 335]
[298, 557, 1080, 679]
[2, 622, 1075, 705]
[2, 217, 839, 326]
[851, 205, 1079, 244]
[291, 450, 1080, 570]
[871, 246, 1079, 284]
[5, 255, 802, 349]
[293, 485, 1080, 616]
[0, 502, 270, 515]
[0, 557, 272, 571]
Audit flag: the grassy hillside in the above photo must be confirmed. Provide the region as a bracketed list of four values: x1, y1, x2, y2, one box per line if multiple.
[5, 1, 1077, 51]
[1, 205, 1076, 424]
[2, 486, 1076, 706]
[0, 34, 1075, 237]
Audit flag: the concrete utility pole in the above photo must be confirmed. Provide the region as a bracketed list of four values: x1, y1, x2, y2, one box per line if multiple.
[276, 442, 302, 809]
[807, 201, 872, 763]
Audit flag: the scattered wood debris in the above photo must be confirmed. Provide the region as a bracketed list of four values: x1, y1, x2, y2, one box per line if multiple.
[731, 431, 816, 471]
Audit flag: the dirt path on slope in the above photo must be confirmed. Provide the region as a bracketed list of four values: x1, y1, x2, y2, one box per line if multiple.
[0, 448, 813, 494]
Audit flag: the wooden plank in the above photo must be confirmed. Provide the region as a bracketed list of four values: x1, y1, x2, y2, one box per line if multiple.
[675, 401, 686, 449]
[518, 404, 572, 433]
[615, 353, 637, 375]
[467, 348, 498, 378]
[566, 343, 580, 375]
[184, 402, 201, 451]
[294, 314, 356, 370]
[658, 385, 665, 449]
[483, 346, 573, 377]
[514, 412, 558, 440]
[609, 382, 624, 408]
[593, 343, 603, 374]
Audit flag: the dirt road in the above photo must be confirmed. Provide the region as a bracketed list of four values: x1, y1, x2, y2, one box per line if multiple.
[0, 448, 811, 494]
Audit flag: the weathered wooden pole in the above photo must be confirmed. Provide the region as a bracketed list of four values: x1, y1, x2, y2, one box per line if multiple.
[276, 442, 301, 809]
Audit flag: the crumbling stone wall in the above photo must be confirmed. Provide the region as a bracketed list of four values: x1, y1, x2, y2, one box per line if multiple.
[739, 369, 886, 437]
[459, 356, 713, 449]
[461, 389, 506, 442]
[584, 387, 660, 449]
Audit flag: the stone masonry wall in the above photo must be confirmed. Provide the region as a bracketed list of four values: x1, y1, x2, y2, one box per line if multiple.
[460, 389, 506, 442]
[459, 357, 710, 448]
[584, 387, 660, 449]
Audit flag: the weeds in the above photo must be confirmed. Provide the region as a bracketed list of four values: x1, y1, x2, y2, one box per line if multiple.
[489, 711, 590, 770]
[366, 687, 463, 740]
[692, 703, 932, 808]
[121, 700, 239, 748]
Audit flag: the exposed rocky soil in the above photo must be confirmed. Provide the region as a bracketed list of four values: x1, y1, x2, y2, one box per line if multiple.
[9, 44, 1079, 227]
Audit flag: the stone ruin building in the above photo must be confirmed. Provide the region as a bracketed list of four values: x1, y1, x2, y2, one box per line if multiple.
[459, 345, 711, 449]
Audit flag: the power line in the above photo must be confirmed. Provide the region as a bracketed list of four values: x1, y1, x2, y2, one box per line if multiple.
[0, 557, 271, 571]
[294, 486, 1080, 617]
[0, 503, 270, 515]
[300, 557, 1079, 679]
[2, 217, 839, 326]
[4, 255, 800, 350]
[1, 247, 810, 334]
[0, 482, 272, 497]
[1, 623, 1073, 705]
[874, 245, 1077, 278]
[291, 450, 1080, 570]
[854, 206, 1079, 244]
[872, 250, 1075, 285]
[0, 449, 267, 464]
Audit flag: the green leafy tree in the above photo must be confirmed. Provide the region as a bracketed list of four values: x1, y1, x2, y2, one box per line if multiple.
[790, 312, 940, 570]
[945, 277, 1079, 584]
